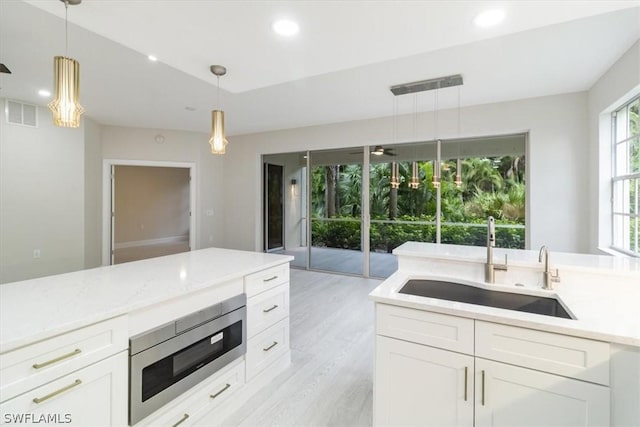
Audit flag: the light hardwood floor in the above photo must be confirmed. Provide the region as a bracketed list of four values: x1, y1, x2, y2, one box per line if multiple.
[221, 269, 382, 426]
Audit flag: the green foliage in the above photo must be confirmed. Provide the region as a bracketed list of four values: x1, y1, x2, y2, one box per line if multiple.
[311, 153, 527, 250]
[313, 217, 524, 252]
[311, 219, 361, 250]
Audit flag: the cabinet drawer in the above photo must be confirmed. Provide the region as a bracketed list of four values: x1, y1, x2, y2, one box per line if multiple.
[244, 264, 289, 297]
[136, 358, 244, 427]
[0, 351, 128, 426]
[0, 316, 128, 402]
[246, 318, 289, 381]
[475, 321, 610, 385]
[247, 284, 289, 338]
[376, 304, 474, 355]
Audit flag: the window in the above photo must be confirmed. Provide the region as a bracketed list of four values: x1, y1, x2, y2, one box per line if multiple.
[612, 96, 639, 256]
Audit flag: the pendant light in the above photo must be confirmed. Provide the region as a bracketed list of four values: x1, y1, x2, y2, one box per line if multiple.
[48, 0, 84, 128]
[408, 94, 420, 190]
[409, 161, 419, 189]
[209, 65, 228, 155]
[390, 162, 400, 189]
[454, 86, 463, 188]
[432, 89, 441, 188]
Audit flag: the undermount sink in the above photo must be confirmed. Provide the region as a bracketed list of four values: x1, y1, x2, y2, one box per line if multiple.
[399, 279, 574, 319]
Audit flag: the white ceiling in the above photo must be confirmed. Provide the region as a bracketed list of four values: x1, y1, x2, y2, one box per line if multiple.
[1, 0, 639, 136]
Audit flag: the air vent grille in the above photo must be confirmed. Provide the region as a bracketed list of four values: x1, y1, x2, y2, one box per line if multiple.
[5, 100, 38, 127]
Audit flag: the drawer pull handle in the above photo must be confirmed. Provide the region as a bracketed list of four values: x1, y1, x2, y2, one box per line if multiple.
[210, 383, 231, 400]
[464, 366, 468, 401]
[481, 370, 486, 406]
[172, 414, 189, 427]
[263, 341, 278, 352]
[33, 349, 82, 369]
[263, 304, 279, 313]
[33, 379, 82, 404]
[263, 275, 278, 282]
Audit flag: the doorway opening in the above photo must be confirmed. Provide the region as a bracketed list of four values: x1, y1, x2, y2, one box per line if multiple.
[264, 163, 285, 252]
[102, 160, 196, 265]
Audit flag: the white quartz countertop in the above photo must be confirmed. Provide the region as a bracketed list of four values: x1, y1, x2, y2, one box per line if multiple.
[0, 248, 293, 353]
[394, 242, 640, 275]
[371, 243, 640, 347]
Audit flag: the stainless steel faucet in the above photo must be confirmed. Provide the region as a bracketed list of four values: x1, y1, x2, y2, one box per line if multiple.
[485, 216, 508, 283]
[538, 245, 560, 290]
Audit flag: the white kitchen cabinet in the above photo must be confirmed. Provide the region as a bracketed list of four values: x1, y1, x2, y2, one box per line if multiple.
[375, 336, 473, 427]
[373, 303, 612, 427]
[136, 358, 244, 427]
[475, 358, 609, 427]
[244, 263, 291, 382]
[0, 351, 127, 426]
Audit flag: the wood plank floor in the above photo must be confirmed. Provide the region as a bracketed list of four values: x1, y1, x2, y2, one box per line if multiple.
[221, 270, 382, 426]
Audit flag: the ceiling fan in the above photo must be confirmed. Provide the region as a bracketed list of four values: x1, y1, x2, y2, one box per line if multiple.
[349, 145, 396, 157]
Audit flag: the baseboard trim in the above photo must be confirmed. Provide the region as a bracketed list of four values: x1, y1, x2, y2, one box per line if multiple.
[114, 235, 188, 250]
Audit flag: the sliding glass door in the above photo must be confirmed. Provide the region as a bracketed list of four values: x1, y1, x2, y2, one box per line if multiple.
[368, 142, 438, 277]
[309, 148, 364, 275]
[262, 133, 527, 279]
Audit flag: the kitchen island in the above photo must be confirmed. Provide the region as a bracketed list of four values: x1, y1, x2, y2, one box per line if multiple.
[0, 247, 293, 426]
[370, 242, 640, 427]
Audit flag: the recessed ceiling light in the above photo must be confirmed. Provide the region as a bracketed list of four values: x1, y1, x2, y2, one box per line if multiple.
[38, 89, 51, 97]
[272, 19, 299, 36]
[147, 54, 158, 62]
[473, 9, 505, 27]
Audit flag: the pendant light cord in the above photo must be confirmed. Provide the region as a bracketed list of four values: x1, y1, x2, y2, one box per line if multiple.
[216, 75, 220, 109]
[64, 0, 69, 57]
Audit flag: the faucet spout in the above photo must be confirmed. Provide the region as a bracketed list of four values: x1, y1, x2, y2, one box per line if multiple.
[538, 245, 560, 290]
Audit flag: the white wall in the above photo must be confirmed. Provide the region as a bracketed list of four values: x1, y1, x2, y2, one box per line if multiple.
[587, 41, 640, 253]
[113, 166, 190, 244]
[84, 117, 103, 269]
[0, 112, 225, 283]
[223, 92, 589, 254]
[0, 102, 85, 283]
[101, 126, 225, 250]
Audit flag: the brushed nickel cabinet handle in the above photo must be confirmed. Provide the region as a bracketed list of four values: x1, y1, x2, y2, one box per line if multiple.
[263, 304, 279, 313]
[32, 349, 81, 369]
[263, 341, 278, 352]
[172, 414, 189, 427]
[210, 383, 231, 400]
[33, 379, 82, 404]
[481, 370, 486, 406]
[263, 275, 278, 282]
[464, 366, 468, 401]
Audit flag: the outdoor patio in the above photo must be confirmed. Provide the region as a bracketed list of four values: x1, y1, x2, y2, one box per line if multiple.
[275, 246, 398, 278]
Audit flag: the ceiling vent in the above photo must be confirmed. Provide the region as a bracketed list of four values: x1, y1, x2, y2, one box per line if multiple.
[5, 100, 38, 127]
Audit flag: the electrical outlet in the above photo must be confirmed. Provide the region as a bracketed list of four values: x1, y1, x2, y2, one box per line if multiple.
[33, 249, 41, 259]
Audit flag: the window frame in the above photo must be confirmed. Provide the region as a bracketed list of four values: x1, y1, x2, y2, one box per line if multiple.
[610, 95, 639, 257]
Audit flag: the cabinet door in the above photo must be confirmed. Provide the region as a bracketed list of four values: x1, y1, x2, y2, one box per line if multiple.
[0, 352, 127, 427]
[374, 336, 474, 427]
[475, 358, 610, 427]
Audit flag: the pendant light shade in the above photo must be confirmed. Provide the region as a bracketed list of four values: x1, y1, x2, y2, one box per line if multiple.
[49, 0, 83, 128]
[209, 110, 228, 154]
[455, 158, 463, 188]
[209, 65, 228, 155]
[48, 56, 84, 128]
[390, 162, 400, 189]
[409, 161, 419, 189]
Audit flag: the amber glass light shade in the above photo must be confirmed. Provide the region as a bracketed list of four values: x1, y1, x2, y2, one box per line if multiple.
[209, 110, 228, 155]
